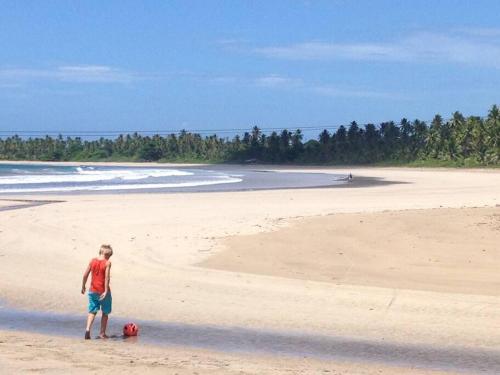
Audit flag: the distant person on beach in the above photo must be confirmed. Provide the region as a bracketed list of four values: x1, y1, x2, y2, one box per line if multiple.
[348, 173, 353, 182]
[81, 244, 113, 339]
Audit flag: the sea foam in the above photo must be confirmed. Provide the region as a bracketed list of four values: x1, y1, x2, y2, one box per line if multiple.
[0, 176, 242, 193]
[0, 168, 193, 185]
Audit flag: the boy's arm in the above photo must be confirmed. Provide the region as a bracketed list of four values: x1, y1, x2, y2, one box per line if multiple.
[100, 261, 112, 300]
[81, 262, 91, 294]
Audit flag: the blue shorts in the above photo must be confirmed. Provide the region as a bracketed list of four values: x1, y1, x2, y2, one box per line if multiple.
[88, 292, 112, 314]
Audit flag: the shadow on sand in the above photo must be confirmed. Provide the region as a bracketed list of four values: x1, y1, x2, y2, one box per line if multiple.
[0, 305, 498, 374]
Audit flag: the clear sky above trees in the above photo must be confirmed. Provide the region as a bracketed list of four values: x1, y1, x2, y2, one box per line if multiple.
[1, 1, 500, 136]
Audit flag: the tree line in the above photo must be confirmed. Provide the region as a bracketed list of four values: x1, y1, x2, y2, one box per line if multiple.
[1, 105, 499, 166]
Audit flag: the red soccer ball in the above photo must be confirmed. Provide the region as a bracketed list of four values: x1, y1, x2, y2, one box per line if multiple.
[123, 322, 139, 337]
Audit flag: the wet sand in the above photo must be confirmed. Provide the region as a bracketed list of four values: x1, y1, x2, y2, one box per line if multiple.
[0, 330, 455, 375]
[202, 207, 500, 296]
[1, 304, 499, 373]
[0, 166, 499, 374]
[0, 198, 63, 212]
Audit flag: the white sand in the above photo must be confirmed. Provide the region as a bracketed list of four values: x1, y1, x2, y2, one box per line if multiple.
[0, 166, 499, 373]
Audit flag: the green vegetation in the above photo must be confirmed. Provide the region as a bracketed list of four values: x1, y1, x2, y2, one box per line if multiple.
[1, 106, 499, 166]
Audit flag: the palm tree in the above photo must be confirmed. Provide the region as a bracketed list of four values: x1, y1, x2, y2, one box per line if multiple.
[485, 105, 500, 163]
[400, 118, 414, 160]
[457, 117, 475, 159]
[347, 121, 362, 162]
[447, 111, 465, 159]
[363, 123, 380, 162]
[412, 119, 428, 158]
[318, 129, 331, 162]
[427, 115, 443, 159]
[471, 117, 487, 162]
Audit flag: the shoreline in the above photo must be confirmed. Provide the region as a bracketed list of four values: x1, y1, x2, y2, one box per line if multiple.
[1, 159, 498, 172]
[0, 176, 397, 199]
[0, 163, 368, 196]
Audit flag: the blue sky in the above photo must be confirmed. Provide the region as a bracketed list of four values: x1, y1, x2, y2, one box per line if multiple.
[1, 0, 500, 138]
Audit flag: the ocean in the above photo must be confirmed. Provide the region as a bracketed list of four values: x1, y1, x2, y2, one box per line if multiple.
[0, 163, 346, 194]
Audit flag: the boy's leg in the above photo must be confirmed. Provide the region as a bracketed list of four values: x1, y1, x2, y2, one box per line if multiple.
[99, 313, 109, 338]
[86, 292, 100, 339]
[99, 293, 112, 338]
[85, 313, 96, 339]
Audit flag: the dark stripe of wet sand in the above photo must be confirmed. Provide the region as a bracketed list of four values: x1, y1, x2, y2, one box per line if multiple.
[0, 305, 498, 374]
[0, 199, 64, 212]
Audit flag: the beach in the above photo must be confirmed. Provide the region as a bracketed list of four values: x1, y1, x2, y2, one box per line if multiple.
[0, 166, 499, 374]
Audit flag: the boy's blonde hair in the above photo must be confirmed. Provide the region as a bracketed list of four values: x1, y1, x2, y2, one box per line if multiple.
[99, 244, 113, 257]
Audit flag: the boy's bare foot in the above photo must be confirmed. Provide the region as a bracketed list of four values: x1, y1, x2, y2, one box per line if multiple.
[85, 331, 91, 340]
[99, 334, 109, 339]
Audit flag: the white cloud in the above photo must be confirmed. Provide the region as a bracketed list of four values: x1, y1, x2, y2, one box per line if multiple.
[0, 65, 401, 100]
[310, 85, 405, 100]
[455, 27, 500, 38]
[56, 65, 132, 82]
[255, 42, 399, 61]
[250, 74, 399, 99]
[219, 73, 399, 100]
[253, 31, 500, 68]
[0, 82, 23, 89]
[216, 38, 248, 47]
[203, 73, 300, 89]
[0, 65, 140, 83]
[403, 32, 500, 67]
[207, 75, 240, 84]
[253, 74, 300, 88]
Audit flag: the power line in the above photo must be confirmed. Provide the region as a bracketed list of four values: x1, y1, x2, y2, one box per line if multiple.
[0, 127, 339, 138]
[0, 115, 486, 138]
[0, 125, 341, 135]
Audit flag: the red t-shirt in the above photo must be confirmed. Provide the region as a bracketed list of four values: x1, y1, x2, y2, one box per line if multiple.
[89, 258, 109, 294]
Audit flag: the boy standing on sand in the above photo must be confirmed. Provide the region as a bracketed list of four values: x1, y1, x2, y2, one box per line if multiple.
[81, 244, 113, 339]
